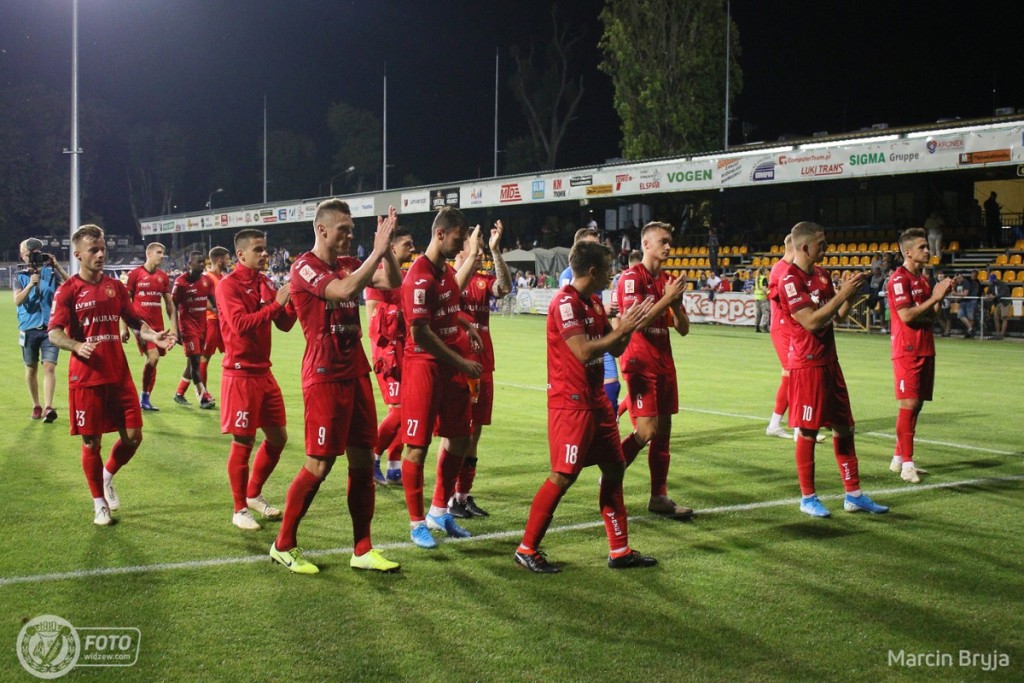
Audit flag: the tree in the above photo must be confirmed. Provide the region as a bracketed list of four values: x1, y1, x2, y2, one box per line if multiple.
[126, 122, 187, 223]
[264, 130, 317, 201]
[508, 7, 586, 171]
[326, 102, 382, 193]
[599, 0, 742, 158]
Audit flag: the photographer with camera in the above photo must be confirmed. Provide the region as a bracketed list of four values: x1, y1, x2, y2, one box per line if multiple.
[13, 238, 68, 422]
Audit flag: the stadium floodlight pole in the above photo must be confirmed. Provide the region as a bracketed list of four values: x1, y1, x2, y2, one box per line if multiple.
[382, 62, 388, 191]
[723, 0, 730, 151]
[263, 94, 268, 204]
[64, 0, 83, 275]
[330, 167, 355, 196]
[494, 47, 499, 176]
[206, 188, 224, 210]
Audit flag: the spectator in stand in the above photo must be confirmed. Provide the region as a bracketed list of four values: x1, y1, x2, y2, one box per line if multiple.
[753, 267, 770, 332]
[987, 273, 1010, 339]
[516, 270, 528, 291]
[716, 275, 731, 293]
[707, 227, 720, 274]
[526, 271, 537, 287]
[955, 271, 980, 338]
[935, 272, 953, 337]
[705, 270, 721, 302]
[544, 271, 557, 288]
[731, 272, 744, 293]
[923, 210, 945, 262]
[984, 192, 1002, 247]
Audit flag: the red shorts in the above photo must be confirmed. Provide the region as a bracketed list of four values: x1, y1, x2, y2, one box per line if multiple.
[400, 359, 471, 448]
[770, 325, 790, 369]
[893, 356, 935, 401]
[371, 343, 404, 406]
[303, 375, 377, 457]
[622, 370, 678, 418]
[179, 326, 205, 357]
[471, 372, 494, 426]
[69, 381, 143, 436]
[788, 362, 854, 430]
[548, 407, 624, 476]
[202, 318, 224, 357]
[135, 334, 167, 357]
[220, 372, 287, 436]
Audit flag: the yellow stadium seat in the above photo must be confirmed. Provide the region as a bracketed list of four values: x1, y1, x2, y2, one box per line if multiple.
[770, 244, 780, 254]
[977, 270, 988, 281]
[1016, 239, 1024, 250]
[771, 257, 780, 265]
[995, 254, 1008, 265]
[1010, 254, 1022, 265]
[721, 246, 731, 255]
[686, 281, 695, 290]
[948, 240, 960, 251]
[868, 242, 878, 252]
[739, 246, 748, 254]
[856, 242, 867, 252]
[1002, 270, 1015, 282]
[1012, 286, 1024, 298]
[698, 247, 708, 255]
[929, 255, 940, 265]
[722, 257, 730, 267]
[839, 256, 849, 266]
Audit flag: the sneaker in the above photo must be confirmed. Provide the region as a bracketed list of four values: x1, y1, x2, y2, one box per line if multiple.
[385, 468, 402, 485]
[93, 505, 112, 526]
[426, 512, 472, 538]
[270, 544, 319, 574]
[608, 549, 658, 569]
[843, 493, 890, 514]
[514, 549, 560, 573]
[173, 393, 190, 406]
[104, 480, 120, 511]
[43, 407, 58, 424]
[140, 395, 159, 411]
[799, 495, 831, 518]
[31, 405, 42, 420]
[900, 467, 921, 484]
[372, 461, 387, 486]
[766, 425, 791, 439]
[246, 495, 282, 520]
[410, 522, 438, 549]
[463, 495, 489, 517]
[232, 508, 262, 530]
[350, 548, 400, 573]
[889, 459, 902, 473]
[199, 395, 216, 410]
[648, 496, 694, 519]
[447, 497, 471, 519]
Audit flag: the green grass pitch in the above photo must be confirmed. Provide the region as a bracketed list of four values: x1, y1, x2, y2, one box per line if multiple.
[1, 299, 1022, 681]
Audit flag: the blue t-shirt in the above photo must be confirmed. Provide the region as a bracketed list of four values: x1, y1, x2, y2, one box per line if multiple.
[15, 266, 59, 330]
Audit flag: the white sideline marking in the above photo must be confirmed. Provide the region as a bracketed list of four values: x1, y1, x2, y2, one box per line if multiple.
[2, 474, 1021, 588]
[494, 382, 1019, 457]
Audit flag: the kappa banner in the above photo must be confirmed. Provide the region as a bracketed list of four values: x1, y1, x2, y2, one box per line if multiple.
[682, 292, 756, 326]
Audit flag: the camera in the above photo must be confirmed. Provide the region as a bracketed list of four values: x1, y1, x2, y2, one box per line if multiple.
[21, 238, 50, 273]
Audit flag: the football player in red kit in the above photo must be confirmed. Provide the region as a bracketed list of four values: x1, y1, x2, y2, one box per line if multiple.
[120, 242, 176, 411]
[172, 251, 216, 409]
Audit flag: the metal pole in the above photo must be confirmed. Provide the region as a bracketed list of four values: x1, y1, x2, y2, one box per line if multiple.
[494, 47, 499, 176]
[724, 0, 730, 151]
[382, 63, 388, 191]
[263, 94, 268, 203]
[67, 0, 82, 274]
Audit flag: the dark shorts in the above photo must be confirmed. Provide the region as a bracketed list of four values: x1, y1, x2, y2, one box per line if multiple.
[21, 327, 58, 366]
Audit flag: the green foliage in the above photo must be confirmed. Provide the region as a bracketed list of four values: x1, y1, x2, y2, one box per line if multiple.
[600, 0, 743, 158]
[327, 102, 382, 193]
[0, 305, 1022, 680]
[264, 130, 318, 201]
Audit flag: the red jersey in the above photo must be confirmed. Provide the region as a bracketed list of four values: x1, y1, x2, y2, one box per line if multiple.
[48, 275, 144, 387]
[365, 266, 405, 351]
[768, 258, 790, 335]
[402, 255, 470, 363]
[171, 273, 214, 336]
[125, 265, 170, 331]
[460, 273, 497, 372]
[217, 262, 297, 375]
[887, 265, 935, 359]
[617, 264, 674, 375]
[290, 252, 369, 386]
[547, 285, 613, 411]
[777, 262, 838, 369]
[205, 270, 224, 321]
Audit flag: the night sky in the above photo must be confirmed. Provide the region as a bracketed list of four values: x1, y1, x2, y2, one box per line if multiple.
[1, 0, 1022, 224]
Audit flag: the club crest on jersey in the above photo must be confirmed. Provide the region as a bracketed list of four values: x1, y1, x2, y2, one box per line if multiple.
[818, 274, 828, 285]
[299, 263, 318, 283]
[414, 289, 426, 305]
[476, 279, 486, 289]
[624, 279, 635, 294]
[559, 302, 574, 320]
[104, 285, 116, 298]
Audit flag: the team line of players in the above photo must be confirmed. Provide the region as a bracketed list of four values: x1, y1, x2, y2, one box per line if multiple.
[47, 206, 949, 573]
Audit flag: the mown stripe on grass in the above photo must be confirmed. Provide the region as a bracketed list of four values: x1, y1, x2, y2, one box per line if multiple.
[2, 474, 1020, 588]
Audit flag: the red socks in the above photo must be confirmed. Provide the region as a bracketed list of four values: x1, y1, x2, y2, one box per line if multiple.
[275, 467, 322, 551]
[105, 439, 139, 476]
[432, 446, 463, 509]
[227, 441, 253, 512]
[896, 408, 917, 463]
[774, 375, 790, 416]
[620, 432, 644, 468]
[247, 440, 283, 498]
[199, 359, 209, 387]
[142, 364, 157, 393]
[648, 435, 670, 498]
[599, 477, 629, 553]
[348, 468, 375, 556]
[402, 459, 425, 522]
[519, 479, 566, 552]
[82, 444, 104, 498]
[456, 457, 477, 496]
[795, 434, 816, 496]
[377, 409, 401, 457]
[833, 435, 860, 492]
[176, 379, 190, 396]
